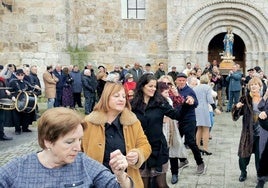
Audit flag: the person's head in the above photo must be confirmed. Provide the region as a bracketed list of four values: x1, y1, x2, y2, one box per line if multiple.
[86, 63, 93, 70]
[55, 64, 62, 72]
[30, 65, 38, 75]
[200, 74, 210, 84]
[247, 68, 254, 76]
[98, 65, 105, 73]
[72, 65, 79, 72]
[113, 65, 120, 72]
[232, 64, 238, 72]
[189, 70, 197, 77]
[125, 73, 134, 82]
[158, 75, 175, 87]
[62, 67, 69, 75]
[47, 65, 53, 72]
[157, 81, 170, 99]
[125, 64, 131, 70]
[134, 62, 140, 70]
[145, 63, 151, 72]
[23, 67, 30, 76]
[248, 77, 262, 93]
[16, 69, 25, 80]
[186, 62, 191, 69]
[94, 82, 131, 112]
[175, 73, 188, 89]
[254, 66, 261, 73]
[212, 60, 218, 66]
[171, 66, 177, 72]
[84, 69, 91, 76]
[38, 107, 86, 164]
[106, 72, 120, 82]
[135, 74, 158, 99]
[187, 76, 198, 88]
[196, 68, 202, 77]
[158, 62, 164, 70]
[8, 64, 16, 73]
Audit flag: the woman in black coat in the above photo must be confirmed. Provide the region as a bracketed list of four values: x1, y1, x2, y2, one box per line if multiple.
[131, 74, 193, 188]
[232, 77, 262, 182]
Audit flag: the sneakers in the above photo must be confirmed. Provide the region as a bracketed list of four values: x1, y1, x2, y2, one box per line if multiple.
[179, 160, 189, 169]
[171, 174, 178, 184]
[196, 163, 206, 175]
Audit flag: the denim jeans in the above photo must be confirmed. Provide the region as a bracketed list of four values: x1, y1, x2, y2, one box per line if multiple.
[47, 98, 55, 109]
[84, 97, 95, 114]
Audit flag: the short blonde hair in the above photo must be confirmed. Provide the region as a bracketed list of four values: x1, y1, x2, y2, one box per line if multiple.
[158, 75, 175, 86]
[248, 77, 262, 90]
[200, 74, 210, 84]
[94, 82, 131, 112]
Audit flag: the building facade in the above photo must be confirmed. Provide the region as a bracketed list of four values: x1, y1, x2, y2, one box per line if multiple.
[0, 0, 268, 73]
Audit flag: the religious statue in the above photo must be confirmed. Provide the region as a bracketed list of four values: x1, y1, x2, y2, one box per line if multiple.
[223, 26, 234, 57]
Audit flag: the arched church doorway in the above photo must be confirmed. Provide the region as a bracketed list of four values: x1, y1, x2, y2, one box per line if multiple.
[208, 33, 246, 73]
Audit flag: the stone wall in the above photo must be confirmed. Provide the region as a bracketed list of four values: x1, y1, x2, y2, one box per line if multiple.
[0, 0, 170, 73]
[1, 0, 268, 75]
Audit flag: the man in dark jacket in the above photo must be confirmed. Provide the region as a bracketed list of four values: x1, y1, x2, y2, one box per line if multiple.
[169, 73, 205, 184]
[154, 62, 166, 79]
[70, 65, 83, 108]
[82, 69, 97, 115]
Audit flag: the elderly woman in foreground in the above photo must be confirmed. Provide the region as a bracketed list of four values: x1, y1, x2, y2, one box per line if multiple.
[0, 107, 132, 188]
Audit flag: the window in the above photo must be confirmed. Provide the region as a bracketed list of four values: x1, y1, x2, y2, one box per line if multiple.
[121, 0, 145, 19]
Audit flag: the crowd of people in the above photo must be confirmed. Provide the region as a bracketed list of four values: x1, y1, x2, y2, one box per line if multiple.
[0, 60, 267, 188]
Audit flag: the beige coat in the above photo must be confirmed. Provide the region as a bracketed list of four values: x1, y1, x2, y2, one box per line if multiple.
[43, 71, 58, 98]
[82, 108, 152, 188]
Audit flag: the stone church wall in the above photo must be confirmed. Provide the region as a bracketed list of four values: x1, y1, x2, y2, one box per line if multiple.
[0, 0, 169, 72]
[0, 0, 268, 74]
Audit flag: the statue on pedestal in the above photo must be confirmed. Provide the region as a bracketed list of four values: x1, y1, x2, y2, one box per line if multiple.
[223, 26, 234, 57]
[219, 26, 235, 75]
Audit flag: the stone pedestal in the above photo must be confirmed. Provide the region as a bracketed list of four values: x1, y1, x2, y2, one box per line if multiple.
[219, 56, 235, 75]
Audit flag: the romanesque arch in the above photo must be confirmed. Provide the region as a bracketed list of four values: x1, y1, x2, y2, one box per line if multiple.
[170, 1, 268, 70]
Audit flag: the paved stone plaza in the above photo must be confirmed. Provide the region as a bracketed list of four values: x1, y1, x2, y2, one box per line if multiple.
[0, 111, 267, 188]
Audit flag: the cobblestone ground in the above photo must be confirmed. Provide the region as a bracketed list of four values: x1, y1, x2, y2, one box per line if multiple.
[0, 108, 267, 188]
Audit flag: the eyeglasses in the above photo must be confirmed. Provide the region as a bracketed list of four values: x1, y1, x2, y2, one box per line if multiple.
[164, 82, 172, 86]
[190, 73, 196, 75]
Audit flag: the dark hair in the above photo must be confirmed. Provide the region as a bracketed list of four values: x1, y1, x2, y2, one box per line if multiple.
[157, 81, 169, 93]
[145, 63, 151, 67]
[131, 74, 164, 110]
[47, 65, 53, 70]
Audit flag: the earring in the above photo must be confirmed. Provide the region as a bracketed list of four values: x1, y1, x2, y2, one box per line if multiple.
[47, 148, 51, 151]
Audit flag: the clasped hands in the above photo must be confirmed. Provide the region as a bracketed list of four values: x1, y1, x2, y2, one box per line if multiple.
[109, 149, 138, 176]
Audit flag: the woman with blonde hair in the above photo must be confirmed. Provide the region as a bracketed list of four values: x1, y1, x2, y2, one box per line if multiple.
[232, 77, 262, 182]
[82, 82, 151, 187]
[193, 75, 221, 155]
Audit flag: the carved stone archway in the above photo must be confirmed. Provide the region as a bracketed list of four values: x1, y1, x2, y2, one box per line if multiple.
[168, 1, 268, 72]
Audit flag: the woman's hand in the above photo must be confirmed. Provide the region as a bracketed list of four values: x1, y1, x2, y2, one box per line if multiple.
[109, 149, 128, 175]
[259, 111, 267, 120]
[126, 151, 138, 166]
[110, 150, 131, 188]
[236, 102, 243, 108]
